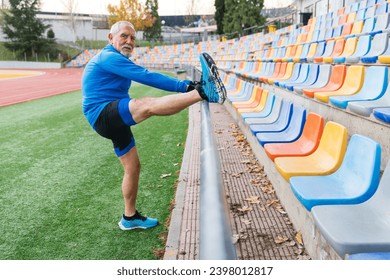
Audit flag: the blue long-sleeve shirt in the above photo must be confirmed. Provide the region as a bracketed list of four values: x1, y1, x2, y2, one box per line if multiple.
[82, 44, 190, 127]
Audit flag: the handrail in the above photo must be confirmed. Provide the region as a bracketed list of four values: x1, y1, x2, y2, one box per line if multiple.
[199, 100, 237, 260]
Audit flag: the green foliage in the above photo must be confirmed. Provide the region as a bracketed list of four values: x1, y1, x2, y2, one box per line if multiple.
[143, 0, 162, 42]
[47, 28, 55, 39]
[1, 0, 55, 58]
[222, 0, 266, 36]
[214, 0, 225, 35]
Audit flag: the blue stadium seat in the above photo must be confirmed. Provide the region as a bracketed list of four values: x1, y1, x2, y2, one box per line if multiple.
[285, 63, 310, 91]
[295, 64, 332, 94]
[330, 66, 388, 109]
[246, 99, 290, 125]
[373, 107, 390, 123]
[241, 93, 277, 119]
[256, 106, 306, 146]
[312, 159, 390, 258]
[290, 134, 381, 211]
[249, 101, 293, 134]
[347, 81, 390, 117]
[344, 34, 371, 64]
[360, 32, 388, 63]
[228, 82, 254, 102]
[347, 252, 390, 260]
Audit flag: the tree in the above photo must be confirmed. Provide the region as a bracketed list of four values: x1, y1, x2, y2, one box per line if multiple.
[214, 0, 225, 35]
[107, 0, 154, 31]
[223, 0, 266, 36]
[184, 0, 198, 26]
[1, 0, 53, 57]
[61, 0, 78, 42]
[143, 0, 161, 42]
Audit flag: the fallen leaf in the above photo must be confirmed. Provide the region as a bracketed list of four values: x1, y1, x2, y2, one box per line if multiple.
[242, 219, 252, 225]
[160, 173, 172, 179]
[237, 206, 252, 213]
[296, 232, 304, 245]
[260, 185, 275, 194]
[244, 196, 261, 204]
[266, 199, 279, 207]
[274, 235, 289, 244]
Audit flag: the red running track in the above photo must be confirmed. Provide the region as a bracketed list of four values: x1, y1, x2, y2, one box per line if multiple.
[0, 68, 83, 107]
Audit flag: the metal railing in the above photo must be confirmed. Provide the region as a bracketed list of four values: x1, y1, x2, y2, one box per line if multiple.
[197, 72, 237, 259]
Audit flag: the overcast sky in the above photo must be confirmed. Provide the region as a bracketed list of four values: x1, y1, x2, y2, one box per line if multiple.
[40, 0, 293, 16]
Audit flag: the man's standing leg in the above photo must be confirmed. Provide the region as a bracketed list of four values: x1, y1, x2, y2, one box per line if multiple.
[119, 146, 140, 217]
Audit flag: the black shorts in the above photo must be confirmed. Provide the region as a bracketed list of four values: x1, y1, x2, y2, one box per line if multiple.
[94, 99, 136, 157]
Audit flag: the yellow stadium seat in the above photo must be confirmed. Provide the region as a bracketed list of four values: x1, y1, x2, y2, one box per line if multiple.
[274, 121, 348, 181]
[238, 90, 269, 113]
[314, 65, 364, 103]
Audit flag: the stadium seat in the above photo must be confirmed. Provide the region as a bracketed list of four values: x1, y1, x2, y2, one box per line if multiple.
[256, 106, 306, 146]
[246, 99, 291, 126]
[255, 62, 275, 81]
[303, 64, 346, 98]
[311, 159, 390, 258]
[360, 17, 376, 36]
[322, 38, 346, 63]
[285, 45, 298, 62]
[274, 121, 348, 181]
[356, 8, 367, 21]
[264, 113, 324, 161]
[373, 107, 390, 123]
[330, 66, 388, 109]
[375, 2, 389, 16]
[347, 81, 390, 116]
[227, 78, 244, 96]
[294, 64, 328, 94]
[290, 44, 304, 62]
[237, 90, 270, 113]
[344, 34, 371, 63]
[290, 134, 381, 211]
[241, 62, 262, 79]
[376, 36, 390, 63]
[307, 41, 326, 62]
[268, 62, 294, 85]
[365, 5, 376, 18]
[241, 94, 278, 119]
[314, 65, 364, 103]
[347, 252, 390, 260]
[229, 82, 254, 102]
[232, 86, 263, 109]
[369, 13, 390, 36]
[284, 63, 310, 91]
[360, 32, 389, 63]
[345, 20, 364, 38]
[249, 101, 294, 133]
[294, 44, 310, 62]
[314, 40, 335, 63]
[333, 37, 358, 63]
[260, 62, 283, 83]
[275, 63, 302, 87]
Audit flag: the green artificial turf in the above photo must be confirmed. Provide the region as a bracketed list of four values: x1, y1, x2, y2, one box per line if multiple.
[0, 82, 188, 260]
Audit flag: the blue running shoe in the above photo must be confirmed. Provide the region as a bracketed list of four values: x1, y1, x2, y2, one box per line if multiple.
[118, 211, 159, 230]
[199, 52, 227, 104]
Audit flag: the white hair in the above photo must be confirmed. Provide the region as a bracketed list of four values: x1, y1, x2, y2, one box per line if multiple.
[109, 21, 135, 36]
